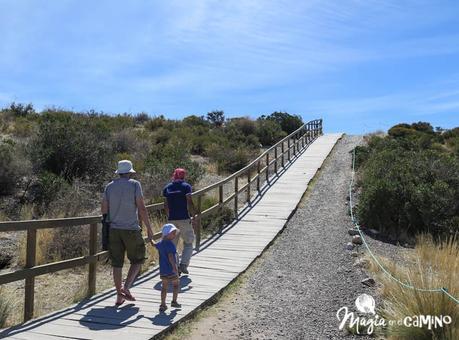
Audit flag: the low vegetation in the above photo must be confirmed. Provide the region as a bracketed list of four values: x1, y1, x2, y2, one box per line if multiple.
[367, 235, 458, 339]
[355, 122, 459, 339]
[355, 122, 459, 240]
[0, 103, 304, 327]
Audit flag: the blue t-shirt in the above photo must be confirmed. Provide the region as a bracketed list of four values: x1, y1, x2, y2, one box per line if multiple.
[155, 239, 177, 276]
[163, 180, 192, 220]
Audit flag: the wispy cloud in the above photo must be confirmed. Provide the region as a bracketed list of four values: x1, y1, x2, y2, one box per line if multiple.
[0, 0, 458, 132]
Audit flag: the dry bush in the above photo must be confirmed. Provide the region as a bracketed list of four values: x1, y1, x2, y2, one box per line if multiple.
[367, 234, 458, 339]
[0, 287, 11, 328]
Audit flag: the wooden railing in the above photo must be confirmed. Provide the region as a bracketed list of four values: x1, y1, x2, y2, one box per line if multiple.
[0, 118, 322, 323]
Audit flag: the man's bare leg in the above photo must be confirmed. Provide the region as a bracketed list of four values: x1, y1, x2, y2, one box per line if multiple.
[113, 267, 125, 305]
[113, 267, 123, 292]
[124, 263, 141, 290]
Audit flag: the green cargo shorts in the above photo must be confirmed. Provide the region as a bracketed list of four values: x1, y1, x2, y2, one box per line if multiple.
[109, 228, 146, 268]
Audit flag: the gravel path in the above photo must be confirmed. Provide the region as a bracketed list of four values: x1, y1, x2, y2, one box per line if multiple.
[172, 135, 385, 339]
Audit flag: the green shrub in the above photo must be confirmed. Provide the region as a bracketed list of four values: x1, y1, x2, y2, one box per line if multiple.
[31, 172, 70, 208]
[31, 111, 113, 185]
[256, 119, 286, 146]
[226, 117, 257, 136]
[143, 140, 204, 197]
[7, 102, 35, 117]
[207, 144, 255, 173]
[206, 110, 225, 127]
[356, 124, 459, 239]
[0, 139, 28, 196]
[183, 115, 209, 128]
[262, 111, 303, 134]
[202, 206, 234, 235]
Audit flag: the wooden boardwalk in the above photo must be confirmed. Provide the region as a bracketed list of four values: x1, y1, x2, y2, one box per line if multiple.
[1, 133, 342, 340]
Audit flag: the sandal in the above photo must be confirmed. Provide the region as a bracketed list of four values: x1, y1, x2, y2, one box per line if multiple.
[115, 293, 125, 306]
[171, 301, 181, 308]
[159, 304, 168, 312]
[121, 288, 136, 301]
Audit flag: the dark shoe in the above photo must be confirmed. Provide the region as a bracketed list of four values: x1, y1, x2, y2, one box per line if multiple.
[179, 264, 189, 274]
[159, 304, 168, 312]
[171, 301, 182, 308]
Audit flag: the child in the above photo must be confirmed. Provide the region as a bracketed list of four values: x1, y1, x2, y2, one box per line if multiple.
[151, 223, 181, 312]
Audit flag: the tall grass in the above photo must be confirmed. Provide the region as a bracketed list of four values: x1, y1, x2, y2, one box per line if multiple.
[367, 234, 458, 339]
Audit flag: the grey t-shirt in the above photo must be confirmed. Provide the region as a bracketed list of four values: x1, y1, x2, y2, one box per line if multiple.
[103, 178, 143, 230]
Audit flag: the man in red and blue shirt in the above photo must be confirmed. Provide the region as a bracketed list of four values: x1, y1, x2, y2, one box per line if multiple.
[163, 168, 197, 274]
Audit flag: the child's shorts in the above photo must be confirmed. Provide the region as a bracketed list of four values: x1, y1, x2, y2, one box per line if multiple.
[160, 274, 179, 280]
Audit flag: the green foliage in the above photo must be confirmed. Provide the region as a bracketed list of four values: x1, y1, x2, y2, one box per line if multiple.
[256, 119, 287, 146]
[31, 110, 113, 185]
[262, 111, 303, 134]
[356, 122, 459, 238]
[182, 115, 209, 128]
[5, 102, 35, 117]
[31, 172, 70, 208]
[0, 139, 27, 196]
[207, 144, 255, 173]
[206, 110, 225, 127]
[144, 140, 204, 190]
[134, 112, 150, 124]
[226, 117, 256, 136]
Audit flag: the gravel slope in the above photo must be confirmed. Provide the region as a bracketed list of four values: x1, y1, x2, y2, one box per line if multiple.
[174, 135, 379, 339]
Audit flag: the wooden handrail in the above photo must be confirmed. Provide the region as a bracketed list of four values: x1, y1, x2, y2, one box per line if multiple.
[0, 118, 323, 323]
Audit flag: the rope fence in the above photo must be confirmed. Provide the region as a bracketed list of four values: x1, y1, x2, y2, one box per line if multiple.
[349, 147, 459, 304]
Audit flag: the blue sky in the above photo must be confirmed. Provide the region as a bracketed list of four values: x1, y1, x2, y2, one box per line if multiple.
[1, 0, 458, 133]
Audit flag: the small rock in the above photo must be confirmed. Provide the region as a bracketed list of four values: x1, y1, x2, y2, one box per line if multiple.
[352, 235, 363, 245]
[351, 251, 359, 257]
[346, 242, 355, 250]
[348, 228, 359, 236]
[353, 258, 370, 269]
[361, 277, 376, 286]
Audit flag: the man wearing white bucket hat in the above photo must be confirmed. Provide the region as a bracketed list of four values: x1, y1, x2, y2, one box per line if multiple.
[101, 160, 154, 306]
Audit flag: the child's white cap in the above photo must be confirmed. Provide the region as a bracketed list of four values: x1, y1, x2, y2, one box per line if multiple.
[162, 223, 178, 237]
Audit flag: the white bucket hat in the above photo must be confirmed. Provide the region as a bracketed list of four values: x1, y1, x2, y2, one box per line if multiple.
[162, 223, 178, 237]
[115, 160, 136, 174]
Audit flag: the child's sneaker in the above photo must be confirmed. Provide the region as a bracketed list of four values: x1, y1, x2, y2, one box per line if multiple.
[159, 304, 168, 312]
[171, 300, 182, 308]
[179, 264, 189, 274]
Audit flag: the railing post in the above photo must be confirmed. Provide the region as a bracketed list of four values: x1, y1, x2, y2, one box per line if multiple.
[246, 168, 251, 204]
[274, 146, 278, 174]
[88, 223, 98, 297]
[234, 177, 238, 219]
[256, 160, 261, 192]
[288, 138, 291, 162]
[281, 142, 285, 167]
[293, 134, 296, 157]
[265, 152, 269, 183]
[24, 227, 37, 322]
[218, 185, 224, 234]
[195, 195, 202, 250]
[302, 128, 305, 148]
